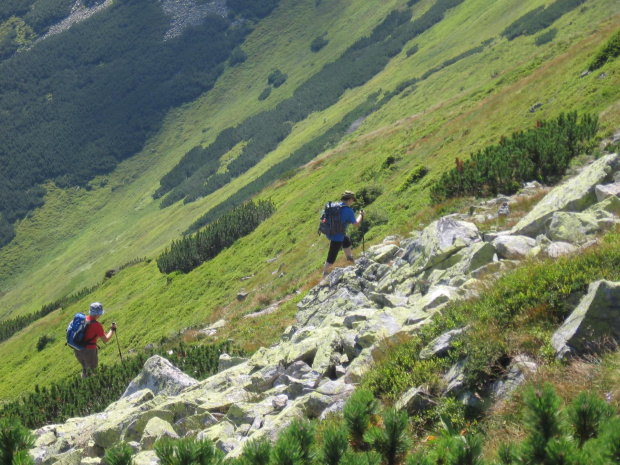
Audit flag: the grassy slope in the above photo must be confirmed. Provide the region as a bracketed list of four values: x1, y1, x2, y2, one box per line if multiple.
[0, 0, 619, 400]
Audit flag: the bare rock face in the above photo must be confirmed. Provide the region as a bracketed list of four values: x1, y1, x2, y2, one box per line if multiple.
[552, 280, 620, 359]
[512, 154, 620, 237]
[122, 355, 199, 399]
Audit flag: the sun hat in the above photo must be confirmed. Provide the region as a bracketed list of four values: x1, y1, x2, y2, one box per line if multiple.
[89, 302, 104, 316]
[341, 190, 356, 201]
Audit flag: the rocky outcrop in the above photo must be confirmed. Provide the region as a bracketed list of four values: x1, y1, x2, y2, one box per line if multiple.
[511, 154, 620, 237]
[552, 280, 620, 359]
[30, 154, 620, 463]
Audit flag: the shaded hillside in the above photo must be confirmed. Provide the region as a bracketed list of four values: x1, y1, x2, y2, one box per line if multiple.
[0, 0, 281, 248]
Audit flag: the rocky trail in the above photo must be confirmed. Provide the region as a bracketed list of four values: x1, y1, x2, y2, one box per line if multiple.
[31, 153, 620, 465]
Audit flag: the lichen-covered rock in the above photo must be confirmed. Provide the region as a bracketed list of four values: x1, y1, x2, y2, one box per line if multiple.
[225, 401, 275, 427]
[493, 235, 536, 259]
[367, 243, 401, 264]
[395, 387, 434, 414]
[490, 355, 538, 399]
[344, 349, 374, 384]
[218, 354, 249, 372]
[443, 359, 467, 395]
[133, 451, 159, 465]
[552, 280, 620, 358]
[355, 313, 401, 348]
[545, 212, 601, 243]
[140, 417, 179, 450]
[250, 364, 285, 393]
[403, 217, 481, 271]
[512, 154, 619, 237]
[122, 356, 198, 399]
[419, 327, 468, 360]
[595, 182, 620, 201]
[305, 381, 355, 417]
[545, 241, 577, 258]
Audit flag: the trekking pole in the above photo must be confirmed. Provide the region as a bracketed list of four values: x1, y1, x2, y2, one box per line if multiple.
[113, 323, 123, 362]
[361, 210, 365, 256]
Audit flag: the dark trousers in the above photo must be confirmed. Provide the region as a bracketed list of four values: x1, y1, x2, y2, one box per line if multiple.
[326, 235, 352, 264]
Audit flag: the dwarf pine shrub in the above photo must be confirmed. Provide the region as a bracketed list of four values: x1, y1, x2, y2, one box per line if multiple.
[566, 391, 614, 447]
[588, 28, 620, 71]
[343, 389, 380, 451]
[241, 437, 271, 465]
[520, 384, 564, 464]
[321, 423, 350, 465]
[105, 442, 134, 465]
[0, 418, 35, 465]
[364, 408, 412, 465]
[155, 437, 224, 465]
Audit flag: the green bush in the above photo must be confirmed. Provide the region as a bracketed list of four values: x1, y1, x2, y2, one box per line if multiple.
[429, 112, 598, 203]
[268, 69, 288, 88]
[155, 437, 224, 465]
[157, 199, 276, 274]
[105, 442, 134, 465]
[566, 391, 614, 447]
[310, 34, 328, 52]
[229, 47, 248, 66]
[535, 28, 557, 46]
[0, 417, 35, 465]
[258, 87, 272, 101]
[588, 28, 620, 70]
[364, 408, 411, 465]
[36, 334, 54, 352]
[396, 165, 429, 192]
[343, 389, 379, 451]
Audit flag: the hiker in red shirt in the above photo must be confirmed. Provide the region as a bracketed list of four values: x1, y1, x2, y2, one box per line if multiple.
[74, 302, 117, 378]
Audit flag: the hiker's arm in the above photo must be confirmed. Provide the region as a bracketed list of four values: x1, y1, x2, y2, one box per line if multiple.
[353, 210, 364, 227]
[100, 324, 117, 344]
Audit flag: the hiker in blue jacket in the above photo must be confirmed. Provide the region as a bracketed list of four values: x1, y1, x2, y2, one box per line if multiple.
[323, 190, 364, 277]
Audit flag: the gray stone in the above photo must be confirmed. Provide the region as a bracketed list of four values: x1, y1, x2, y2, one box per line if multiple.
[595, 183, 620, 202]
[367, 244, 400, 264]
[133, 451, 159, 465]
[545, 212, 600, 244]
[545, 241, 577, 258]
[272, 394, 289, 410]
[122, 355, 198, 399]
[402, 217, 481, 271]
[552, 280, 620, 358]
[443, 359, 467, 395]
[218, 354, 249, 372]
[512, 154, 620, 237]
[395, 387, 434, 414]
[275, 361, 313, 385]
[305, 381, 355, 417]
[140, 417, 179, 450]
[250, 364, 285, 393]
[491, 355, 538, 399]
[419, 327, 468, 360]
[493, 235, 536, 260]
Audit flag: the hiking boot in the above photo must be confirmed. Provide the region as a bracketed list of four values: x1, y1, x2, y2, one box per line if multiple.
[346, 255, 355, 262]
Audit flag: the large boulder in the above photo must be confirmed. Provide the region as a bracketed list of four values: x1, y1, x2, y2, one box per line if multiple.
[493, 235, 536, 260]
[552, 280, 620, 358]
[544, 211, 601, 243]
[122, 355, 199, 399]
[512, 154, 620, 237]
[402, 217, 481, 271]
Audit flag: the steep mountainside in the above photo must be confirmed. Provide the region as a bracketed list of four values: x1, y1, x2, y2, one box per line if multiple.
[0, 0, 619, 403]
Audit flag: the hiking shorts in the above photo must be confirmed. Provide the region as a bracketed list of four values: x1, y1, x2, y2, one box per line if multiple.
[326, 235, 352, 264]
[74, 348, 98, 377]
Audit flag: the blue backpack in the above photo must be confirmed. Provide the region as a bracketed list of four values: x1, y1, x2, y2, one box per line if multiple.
[318, 202, 346, 236]
[66, 313, 94, 350]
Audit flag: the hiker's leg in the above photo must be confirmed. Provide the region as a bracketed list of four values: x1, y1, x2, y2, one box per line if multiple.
[82, 349, 99, 377]
[343, 236, 354, 261]
[74, 350, 88, 378]
[324, 240, 343, 275]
